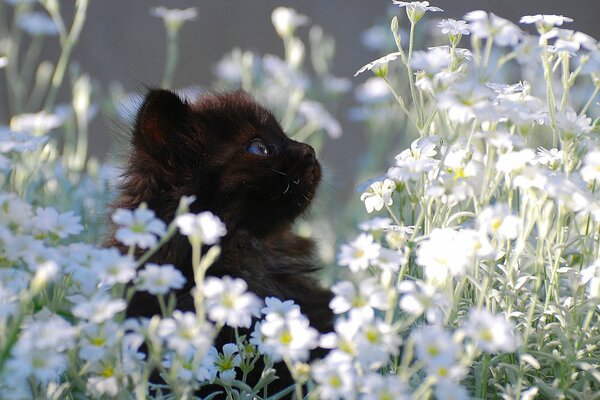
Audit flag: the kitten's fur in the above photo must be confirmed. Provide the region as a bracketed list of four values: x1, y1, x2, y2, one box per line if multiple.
[111, 89, 333, 394]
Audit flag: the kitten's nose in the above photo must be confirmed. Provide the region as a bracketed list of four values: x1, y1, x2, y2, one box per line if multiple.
[299, 143, 316, 163]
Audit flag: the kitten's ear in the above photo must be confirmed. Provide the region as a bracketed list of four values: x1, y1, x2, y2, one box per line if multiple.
[133, 89, 190, 153]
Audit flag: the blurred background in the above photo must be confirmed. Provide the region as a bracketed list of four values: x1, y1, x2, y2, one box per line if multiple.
[1, 0, 599, 242]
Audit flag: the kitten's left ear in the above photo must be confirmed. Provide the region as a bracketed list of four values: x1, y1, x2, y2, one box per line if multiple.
[133, 89, 190, 157]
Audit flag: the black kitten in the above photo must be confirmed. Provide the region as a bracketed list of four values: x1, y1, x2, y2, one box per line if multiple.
[111, 89, 333, 394]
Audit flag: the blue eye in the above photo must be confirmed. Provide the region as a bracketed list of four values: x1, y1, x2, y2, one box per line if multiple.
[246, 139, 270, 156]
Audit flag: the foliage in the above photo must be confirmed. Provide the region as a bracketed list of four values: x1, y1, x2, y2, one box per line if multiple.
[0, 1, 599, 399]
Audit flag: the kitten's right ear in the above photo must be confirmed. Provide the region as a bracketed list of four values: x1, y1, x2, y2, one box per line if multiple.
[133, 88, 190, 155]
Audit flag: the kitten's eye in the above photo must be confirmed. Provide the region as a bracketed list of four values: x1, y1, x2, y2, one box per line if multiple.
[246, 139, 270, 156]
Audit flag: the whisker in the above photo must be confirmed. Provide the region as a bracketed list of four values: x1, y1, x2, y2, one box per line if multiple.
[271, 168, 289, 177]
[283, 181, 290, 194]
[292, 177, 300, 185]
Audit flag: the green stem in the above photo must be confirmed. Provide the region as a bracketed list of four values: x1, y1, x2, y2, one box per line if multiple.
[43, 0, 89, 112]
[161, 29, 179, 89]
[580, 85, 599, 116]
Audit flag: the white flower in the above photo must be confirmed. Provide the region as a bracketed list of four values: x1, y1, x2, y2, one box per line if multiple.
[438, 19, 470, 36]
[434, 380, 470, 400]
[437, 81, 492, 123]
[0, 127, 47, 153]
[150, 7, 197, 31]
[10, 111, 64, 135]
[72, 294, 127, 324]
[92, 248, 137, 286]
[413, 325, 460, 373]
[554, 108, 593, 136]
[416, 228, 474, 285]
[393, 1, 443, 23]
[212, 343, 241, 382]
[329, 278, 391, 315]
[373, 246, 404, 272]
[520, 14, 573, 31]
[261, 296, 301, 320]
[496, 149, 535, 174]
[464, 10, 521, 47]
[16, 12, 57, 36]
[361, 373, 410, 400]
[358, 217, 392, 232]
[411, 47, 452, 74]
[176, 211, 226, 245]
[354, 52, 402, 77]
[398, 280, 448, 323]
[463, 309, 518, 353]
[312, 354, 355, 399]
[298, 100, 342, 139]
[354, 77, 392, 103]
[338, 233, 381, 273]
[478, 204, 521, 240]
[158, 310, 213, 356]
[544, 28, 597, 53]
[271, 7, 309, 37]
[136, 263, 186, 295]
[112, 205, 166, 249]
[533, 147, 562, 170]
[87, 374, 119, 398]
[581, 151, 600, 184]
[32, 207, 83, 239]
[360, 178, 396, 213]
[353, 312, 400, 369]
[260, 312, 318, 362]
[79, 322, 118, 362]
[203, 276, 261, 328]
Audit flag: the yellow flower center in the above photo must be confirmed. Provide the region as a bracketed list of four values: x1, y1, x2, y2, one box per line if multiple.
[280, 330, 293, 345]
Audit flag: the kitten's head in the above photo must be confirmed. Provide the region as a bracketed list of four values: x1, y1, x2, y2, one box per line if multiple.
[121, 89, 320, 236]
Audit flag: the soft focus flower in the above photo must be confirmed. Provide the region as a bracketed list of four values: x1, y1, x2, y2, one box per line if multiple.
[10, 111, 64, 135]
[0, 128, 48, 153]
[312, 354, 355, 399]
[496, 149, 535, 174]
[398, 280, 448, 323]
[361, 373, 410, 400]
[434, 380, 470, 400]
[112, 205, 166, 249]
[520, 14, 573, 32]
[298, 100, 342, 139]
[176, 212, 226, 245]
[413, 325, 460, 374]
[553, 108, 592, 137]
[478, 204, 521, 240]
[581, 151, 600, 184]
[32, 207, 83, 239]
[135, 263, 186, 295]
[203, 276, 261, 328]
[393, 1, 443, 23]
[158, 310, 213, 356]
[92, 248, 137, 286]
[463, 309, 519, 353]
[544, 28, 597, 53]
[329, 278, 391, 315]
[464, 10, 521, 46]
[355, 52, 402, 77]
[411, 47, 452, 74]
[416, 228, 475, 285]
[72, 294, 127, 324]
[271, 7, 309, 37]
[354, 77, 392, 104]
[533, 147, 562, 170]
[360, 178, 396, 213]
[150, 7, 198, 32]
[338, 233, 381, 273]
[16, 12, 57, 36]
